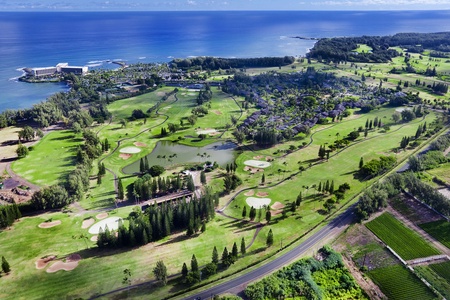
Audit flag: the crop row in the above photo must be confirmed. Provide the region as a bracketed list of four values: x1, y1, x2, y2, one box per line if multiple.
[365, 213, 440, 260]
[429, 261, 450, 283]
[419, 220, 450, 249]
[369, 265, 436, 300]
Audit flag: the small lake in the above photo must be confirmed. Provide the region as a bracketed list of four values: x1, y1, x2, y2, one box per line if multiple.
[122, 140, 237, 174]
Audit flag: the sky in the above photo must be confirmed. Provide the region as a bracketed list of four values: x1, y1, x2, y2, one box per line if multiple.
[0, 0, 450, 11]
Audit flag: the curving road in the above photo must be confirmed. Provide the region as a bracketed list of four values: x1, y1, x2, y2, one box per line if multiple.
[183, 205, 356, 300]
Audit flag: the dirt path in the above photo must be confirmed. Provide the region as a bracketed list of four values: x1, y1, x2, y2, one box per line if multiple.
[387, 206, 450, 256]
[341, 255, 386, 300]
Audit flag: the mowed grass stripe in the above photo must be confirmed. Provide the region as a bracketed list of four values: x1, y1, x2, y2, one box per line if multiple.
[419, 220, 450, 249]
[368, 265, 436, 300]
[365, 213, 440, 260]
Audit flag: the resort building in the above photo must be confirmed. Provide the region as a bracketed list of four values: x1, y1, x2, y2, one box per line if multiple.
[29, 63, 88, 77]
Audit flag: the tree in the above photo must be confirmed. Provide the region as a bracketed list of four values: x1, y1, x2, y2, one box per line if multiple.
[181, 262, 188, 281]
[16, 143, 29, 158]
[241, 237, 246, 255]
[266, 229, 274, 247]
[222, 247, 231, 268]
[212, 246, 219, 265]
[187, 175, 195, 192]
[200, 171, 206, 185]
[249, 206, 256, 220]
[191, 254, 199, 273]
[392, 112, 401, 123]
[118, 178, 124, 200]
[18, 126, 35, 142]
[1, 256, 10, 273]
[265, 210, 271, 223]
[296, 192, 302, 206]
[148, 165, 165, 177]
[359, 157, 364, 169]
[261, 173, 265, 185]
[153, 260, 168, 285]
[242, 206, 247, 219]
[231, 242, 239, 261]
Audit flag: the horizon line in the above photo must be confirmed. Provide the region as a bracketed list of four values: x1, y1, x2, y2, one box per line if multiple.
[1, 9, 450, 12]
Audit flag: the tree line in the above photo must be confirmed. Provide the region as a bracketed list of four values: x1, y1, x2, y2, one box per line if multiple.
[171, 56, 295, 71]
[308, 32, 450, 63]
[356, 172, 450, 220]
[0, 204, 21, 230]
[97, 189, 217, 249]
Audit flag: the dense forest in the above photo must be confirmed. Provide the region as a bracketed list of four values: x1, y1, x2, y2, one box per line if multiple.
[170, 56, 295, 70]
[308, 32, 450, 63]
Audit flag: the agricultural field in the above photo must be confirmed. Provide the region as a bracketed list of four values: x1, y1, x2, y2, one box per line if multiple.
[368, 265, 437, 300]
[419, 220, 450, 249]
[365, 213, 440, 260]
[415, 262, 450, 300]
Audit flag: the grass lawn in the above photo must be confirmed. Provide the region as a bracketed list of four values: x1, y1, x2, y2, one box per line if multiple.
[419, 220, 450, 249]
[11, 130, 82, 186]
[368, 265, 436, 300]
[353, 44, 373, 53]
[365, 213, 440, 260]
[0, 210, 256, 300]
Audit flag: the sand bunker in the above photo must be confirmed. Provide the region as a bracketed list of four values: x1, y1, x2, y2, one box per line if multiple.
[253, 155, 263, 160]
[134, 142, 147, 147]
[244, 190, 255, 196]
[246, 197, 271, 209]
[96, 212, 108, 220]
[395, 107, 407, 112]
[38, 220, 62, 228]
[35, 255, 56, 269]
[213, 110, 222, 115]
[256, 192, 269, 197]
[91, 235, 98, 242]
[271, 202, 285, 210]
[119, 146, 141, 154]
[46, 254, 81, 273]
[119, 153, 132, 160]
[82, 218, 95, 229]
[244, 160, 271, 168]
[196, 128, 217, 135]
[266, 156, 273, 161]
[89, 217, 122, 234]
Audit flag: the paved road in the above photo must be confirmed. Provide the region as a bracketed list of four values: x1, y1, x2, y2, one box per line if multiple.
[183, 205, 356, 300]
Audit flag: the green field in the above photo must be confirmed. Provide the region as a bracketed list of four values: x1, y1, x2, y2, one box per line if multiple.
[365, 213, 440, 260]
[12, 130, 82, 186]
[368, 265, 437, 300]
[419, 220, 450, 249]
[415, 262, 450, 300]
[429, 261, 450, 282]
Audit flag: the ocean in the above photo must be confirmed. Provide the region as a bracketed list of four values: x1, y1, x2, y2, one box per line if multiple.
[1, 10, 450, 112]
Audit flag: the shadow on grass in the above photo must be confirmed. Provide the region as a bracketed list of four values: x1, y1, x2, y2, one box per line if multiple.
[50, 134, 75, 141]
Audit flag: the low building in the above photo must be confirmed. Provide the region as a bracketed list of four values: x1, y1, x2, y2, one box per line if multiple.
[29, 63, 88, 77]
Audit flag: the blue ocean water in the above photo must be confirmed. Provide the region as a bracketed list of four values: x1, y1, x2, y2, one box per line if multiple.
[1, 10, 450, 112]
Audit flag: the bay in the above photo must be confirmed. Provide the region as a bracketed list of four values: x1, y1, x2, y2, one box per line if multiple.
[1, 10, 450, 112]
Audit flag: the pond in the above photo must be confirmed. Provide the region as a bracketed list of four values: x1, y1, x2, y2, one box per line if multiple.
[122, 140, 237, 174]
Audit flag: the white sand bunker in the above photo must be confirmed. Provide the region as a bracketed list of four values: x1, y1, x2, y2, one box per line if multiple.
[244, 160, 271, 168]
[246, 197, 271, 209]
[196, 128, 217, 135]
[89, 217, 122, 234]
[119, 146, 141, 154]
[395, 107, 408, 112]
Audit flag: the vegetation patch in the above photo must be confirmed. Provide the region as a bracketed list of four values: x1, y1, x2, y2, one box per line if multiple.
[365, 213, 440, 260]
[419, 220, 450, 249]
[429, 261, 450, 282]
[245, 246, 368, 300]
[368, 264, 436, 300]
